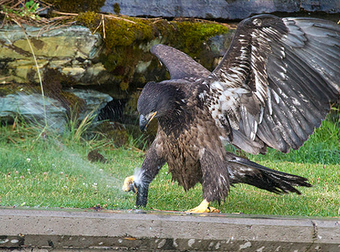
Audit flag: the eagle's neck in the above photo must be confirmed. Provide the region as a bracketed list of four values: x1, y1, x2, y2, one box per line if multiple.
[155, 83, 205, 137]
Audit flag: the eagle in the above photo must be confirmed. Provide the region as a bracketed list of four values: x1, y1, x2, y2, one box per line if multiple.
[123, 14, 340, 213]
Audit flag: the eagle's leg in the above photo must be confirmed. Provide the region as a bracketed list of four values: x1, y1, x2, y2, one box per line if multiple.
[186, 199, 220, 213]
[188, 148, 230, 213]
[122, 174, 150, 207]
[122, 141, 165, 208]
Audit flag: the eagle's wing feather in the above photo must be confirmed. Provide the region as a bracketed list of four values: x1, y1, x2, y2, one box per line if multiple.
[225, 152, 312, 194]
[207, 14, 340, 154]
[151, 44, 211, 81]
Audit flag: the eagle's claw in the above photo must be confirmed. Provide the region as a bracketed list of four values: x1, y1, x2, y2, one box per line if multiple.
[122, 175, 137, 193]
[186, 199, 220, 213]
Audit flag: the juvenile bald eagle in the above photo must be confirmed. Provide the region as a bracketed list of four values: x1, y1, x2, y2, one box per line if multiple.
[123, 14, 340, 213]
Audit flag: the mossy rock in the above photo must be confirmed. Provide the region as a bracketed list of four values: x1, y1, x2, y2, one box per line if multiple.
[76, 12, 229, 54]
[75, 12, 229, 91]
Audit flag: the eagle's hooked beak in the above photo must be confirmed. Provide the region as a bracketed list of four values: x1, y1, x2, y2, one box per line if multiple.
[139, 111, 157, 131]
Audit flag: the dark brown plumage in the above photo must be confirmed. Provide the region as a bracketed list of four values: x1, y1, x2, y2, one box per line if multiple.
[123, 14, 340, 212]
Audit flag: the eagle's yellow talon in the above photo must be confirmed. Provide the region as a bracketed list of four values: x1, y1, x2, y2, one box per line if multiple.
[122, 175, 137, 193]
[207, 207, 220, 213]
[186, 199, 220, 213]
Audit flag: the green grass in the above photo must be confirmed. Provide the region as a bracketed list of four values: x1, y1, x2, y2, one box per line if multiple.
[0, 115, 339, 217]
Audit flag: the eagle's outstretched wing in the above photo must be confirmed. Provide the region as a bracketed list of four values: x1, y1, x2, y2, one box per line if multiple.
[207, 14, 340, 154]
[151, 44, 211, 82]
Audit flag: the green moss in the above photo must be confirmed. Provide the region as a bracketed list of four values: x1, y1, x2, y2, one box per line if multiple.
[77, 12, 228, 52]
[76, 11, 101, 31]
[45, 0, 105, 13]
[120, 81, 129, 91]
[104, 17, 154, 48]
[77, 12, 154, 48]
[170, 21, 229, 57]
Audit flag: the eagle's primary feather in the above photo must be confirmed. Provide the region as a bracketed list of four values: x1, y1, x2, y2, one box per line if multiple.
[123, 14, 340, 212]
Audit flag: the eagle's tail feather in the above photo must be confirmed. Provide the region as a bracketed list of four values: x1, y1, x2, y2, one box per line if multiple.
[226, 153, 312, 194]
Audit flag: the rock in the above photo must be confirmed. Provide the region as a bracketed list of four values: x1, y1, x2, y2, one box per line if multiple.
[0, 87, 113, 132]
[101, 0, 340, 20]
[87, 149, 108, 163]
[0, 25, 104, 84]
[301, 0, 340, 12]
[65, 88, 113, 120]
[0, 92, 67, 130]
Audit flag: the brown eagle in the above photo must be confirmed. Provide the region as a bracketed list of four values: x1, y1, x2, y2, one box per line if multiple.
[123, 14, 340, 213]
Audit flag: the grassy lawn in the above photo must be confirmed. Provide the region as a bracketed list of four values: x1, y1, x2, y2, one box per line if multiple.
[0, 115, 339, 217]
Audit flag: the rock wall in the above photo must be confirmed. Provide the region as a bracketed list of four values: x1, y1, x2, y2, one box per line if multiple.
[0, 21, 234, 132]
[0, 25, 103, 84]
[0, 25, 112, 129]
[101, 0, 340, 20]
[0, 20, 233, 89]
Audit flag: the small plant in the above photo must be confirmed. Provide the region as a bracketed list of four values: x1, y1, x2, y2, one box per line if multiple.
[21, 0, 40, 19]
[0, 0, 43, 22]
[63, 106, 98, 144]
[113, 3, 120, 15]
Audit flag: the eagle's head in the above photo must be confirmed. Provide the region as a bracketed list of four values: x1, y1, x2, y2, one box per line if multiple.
[137, 81, 185, 131]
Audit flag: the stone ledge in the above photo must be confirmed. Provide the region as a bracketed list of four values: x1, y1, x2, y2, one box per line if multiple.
[101, 0, 340, 20]
[0, 208, 340, 251]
